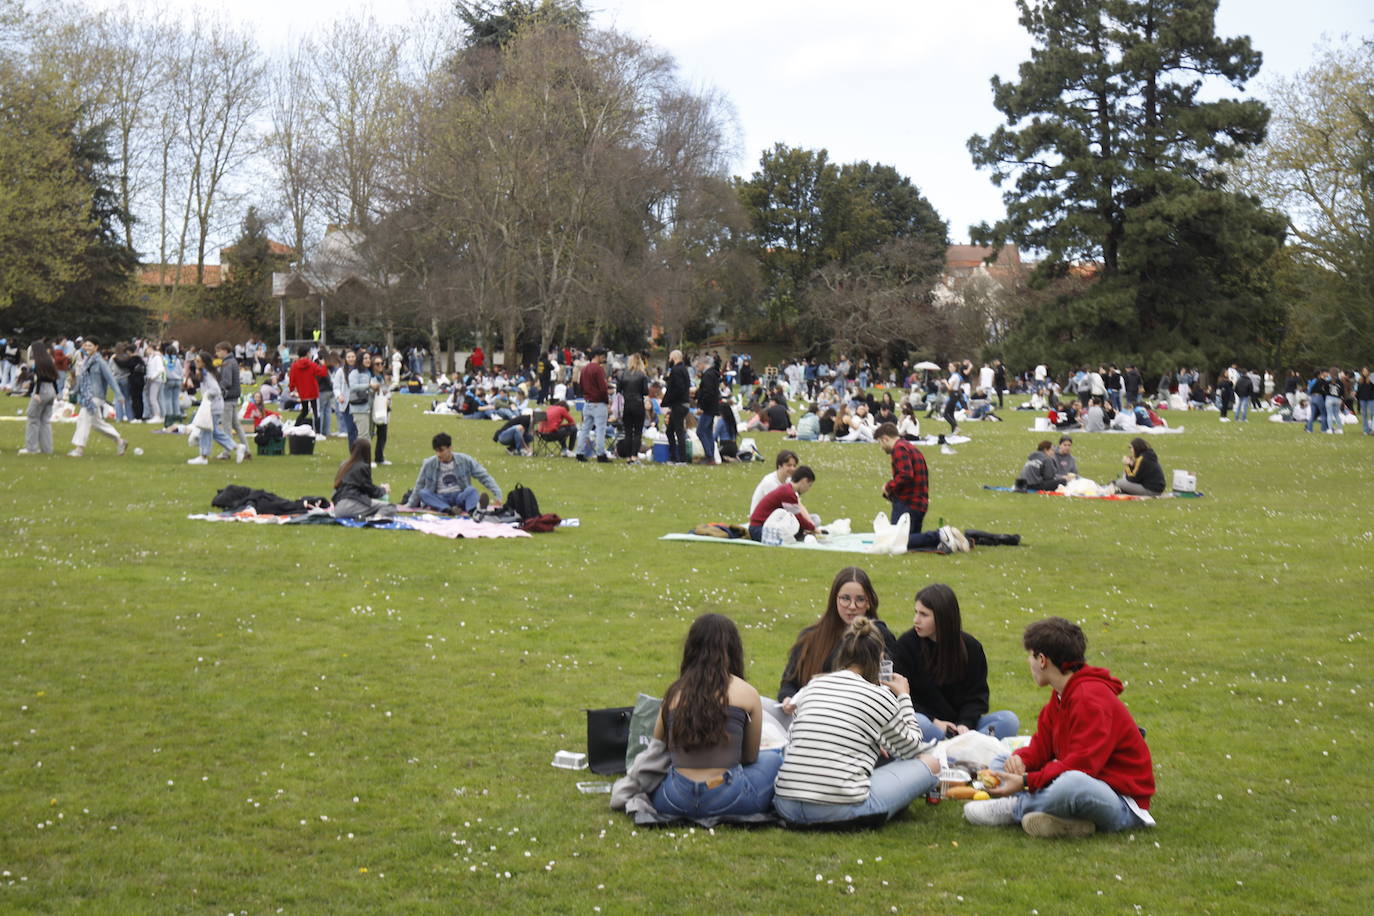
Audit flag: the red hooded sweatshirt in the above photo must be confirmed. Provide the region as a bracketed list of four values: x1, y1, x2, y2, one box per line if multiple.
[1013, 665, 1154, 808]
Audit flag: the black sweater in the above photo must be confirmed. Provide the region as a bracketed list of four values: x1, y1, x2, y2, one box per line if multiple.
[890, 630, 991, 729]
[332, 461, 385, 504]
[1127, 447, 1166, 493]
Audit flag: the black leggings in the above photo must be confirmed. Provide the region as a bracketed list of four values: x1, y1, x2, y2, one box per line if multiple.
[373, 422, 388, 463]
[296, 400, 315, 430]
[622, 407, 645, 458]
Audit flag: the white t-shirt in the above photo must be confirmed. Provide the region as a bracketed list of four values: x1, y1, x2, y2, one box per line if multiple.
[1035, 364, 1047, 381]
[750, 469, 790, 515]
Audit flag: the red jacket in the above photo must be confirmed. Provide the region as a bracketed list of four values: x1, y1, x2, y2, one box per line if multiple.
[288, 357, 327, 400]
[1014, 665, 1155, 808]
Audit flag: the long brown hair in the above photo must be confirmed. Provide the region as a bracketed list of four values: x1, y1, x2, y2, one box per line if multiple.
[913, 583, 968, 684]
[790, 567, 880, 689]
[661, 614, 745, 752]
[334, 437, 372, 488]
[30, 340, 57, 382]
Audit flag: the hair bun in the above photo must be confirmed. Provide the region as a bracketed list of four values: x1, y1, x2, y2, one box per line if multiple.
[848, 617, 876, 638]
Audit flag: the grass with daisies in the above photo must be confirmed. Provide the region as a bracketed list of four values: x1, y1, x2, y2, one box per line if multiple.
[0, 392, 1370, 914]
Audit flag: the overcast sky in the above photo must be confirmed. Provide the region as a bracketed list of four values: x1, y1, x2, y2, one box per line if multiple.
[86, 0, 1374, 242]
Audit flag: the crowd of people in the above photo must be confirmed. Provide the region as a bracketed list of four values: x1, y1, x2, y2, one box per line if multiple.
[631, 569, 1154, 837]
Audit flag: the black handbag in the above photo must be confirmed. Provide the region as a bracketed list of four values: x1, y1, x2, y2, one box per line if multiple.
[585, 706, 633, 775]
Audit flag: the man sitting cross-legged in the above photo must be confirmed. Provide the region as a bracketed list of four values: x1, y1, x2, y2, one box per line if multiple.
[405, 431, 504, 515]
[963, 616, 1155, 838]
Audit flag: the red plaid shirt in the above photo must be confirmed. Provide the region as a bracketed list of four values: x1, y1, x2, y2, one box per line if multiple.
[884, 439, 929, 513]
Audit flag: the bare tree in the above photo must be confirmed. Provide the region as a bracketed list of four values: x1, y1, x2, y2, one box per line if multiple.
[171, 18, 265, 284]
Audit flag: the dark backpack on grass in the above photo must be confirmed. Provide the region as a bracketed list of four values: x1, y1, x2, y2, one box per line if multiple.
[506, 483, 539, 520]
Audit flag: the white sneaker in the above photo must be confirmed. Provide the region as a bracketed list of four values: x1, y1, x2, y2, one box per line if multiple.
[963, 796, 1019, 827]
[1021, 811, 1096, 838]
[235, 444, 247, 464]
[380, 460, 392, 466]
[941, 444, 957, 455]
[187, 456, 208, 465]
[16, 448, 32, 455]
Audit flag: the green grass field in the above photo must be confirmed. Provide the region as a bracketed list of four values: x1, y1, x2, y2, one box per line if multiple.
[1, 395, 1370, 914]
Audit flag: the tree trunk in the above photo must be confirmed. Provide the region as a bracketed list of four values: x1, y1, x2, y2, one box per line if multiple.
[429, 316, 443, 378]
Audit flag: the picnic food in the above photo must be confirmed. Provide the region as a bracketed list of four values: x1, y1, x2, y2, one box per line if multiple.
[977, 769, 1001, 789]
[946, 785, 978, 800]
[972, 790, 990, 800]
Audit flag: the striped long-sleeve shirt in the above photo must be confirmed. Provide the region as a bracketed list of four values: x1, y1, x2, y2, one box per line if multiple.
[774, 670, 935, 805]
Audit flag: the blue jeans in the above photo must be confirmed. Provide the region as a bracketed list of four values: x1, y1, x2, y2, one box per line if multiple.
[650, 750, 783, 819]
[774, 756, 937, 824]
[163, 381, 182, 422]
[1236, 395, 1250, 421]
[199, 409, 237, 457]
[1360, 399, 1374, 434]
[575, 401, 609, 457]
[913, 709, 1020, 742]
[991, 759, 1145, 833]
[416, 487, 479, 513]
[342, 410, 359, 446]
[1307, 393, 1325, 432]
[1107, 390, 1121, 411]
[1325, 395, 1343, 432]
[317, 395, 335, 435]
[889, 501, 941, 551]
[114, 378, 133, 421]
[696, 411, 716, 463]
[497, 425, 531, 451]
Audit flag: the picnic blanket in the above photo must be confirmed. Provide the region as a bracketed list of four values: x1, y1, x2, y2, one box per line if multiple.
[799, 434, 971, 446]
[982, 485, 1204, 501]
[189, 509, 533, 538]
[661, 531, 881, 555]
[1026, 425, 1185, 434]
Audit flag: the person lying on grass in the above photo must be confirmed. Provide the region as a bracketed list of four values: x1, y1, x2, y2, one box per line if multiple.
[963, 616, 1155, 838]
[747, 465, 816, 543]
[405, 431, 504, 515]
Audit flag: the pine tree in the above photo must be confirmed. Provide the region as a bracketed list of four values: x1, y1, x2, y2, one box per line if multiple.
[969, 0, 1286, 369]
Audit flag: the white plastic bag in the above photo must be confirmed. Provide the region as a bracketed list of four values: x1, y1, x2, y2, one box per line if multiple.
[825, 517, 851, 536]
[938, 730, 1007, 770]
[869, 511, 910, 555]
[761, 508, 800, 546]
[190, 398, 215, 431]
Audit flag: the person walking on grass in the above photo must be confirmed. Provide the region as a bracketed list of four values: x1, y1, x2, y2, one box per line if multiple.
[963, 616, 1155, 838]
[875, 423, 959, 552]
[18, 340, 59, 454]
[68, 338, 128, 458]
[215, 342, 251, 458]
[187, 351, 246, 466]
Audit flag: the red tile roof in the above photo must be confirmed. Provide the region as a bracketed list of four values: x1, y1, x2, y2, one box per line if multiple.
[137, 264, 223, 288]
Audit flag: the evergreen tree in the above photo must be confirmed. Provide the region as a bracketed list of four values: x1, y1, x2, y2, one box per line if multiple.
[219, 206, 273, 327]
[0, 119, 141, 339]
[969, 0, 1286, 369]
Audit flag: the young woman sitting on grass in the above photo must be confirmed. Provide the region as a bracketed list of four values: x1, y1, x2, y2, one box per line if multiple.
[649, 614, 782, 820]
[778, 567, 899, 705]
[891, 583, 1020, 742]
[1112, 437, 1165, 496]
[331, 437, 396, 520]
[772, 617, 939, 826]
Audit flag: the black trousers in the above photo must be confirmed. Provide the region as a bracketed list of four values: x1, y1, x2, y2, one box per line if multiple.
[667, 404, 688, 462]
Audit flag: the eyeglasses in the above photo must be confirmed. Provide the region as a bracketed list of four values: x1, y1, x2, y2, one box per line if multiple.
[836, 595, 870, 606]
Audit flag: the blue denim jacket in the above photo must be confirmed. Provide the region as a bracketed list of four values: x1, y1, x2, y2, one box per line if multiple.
[75, 354, 119, 410]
